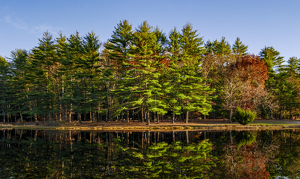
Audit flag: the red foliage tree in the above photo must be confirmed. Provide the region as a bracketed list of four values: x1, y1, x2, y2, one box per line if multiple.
[232, 55, 269, 111]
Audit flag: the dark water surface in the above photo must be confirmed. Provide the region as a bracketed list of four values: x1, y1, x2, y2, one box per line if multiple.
[0, 129, 299, 178]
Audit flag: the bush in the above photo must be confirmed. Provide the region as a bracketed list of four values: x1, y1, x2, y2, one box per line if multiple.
[232, 107, 256, 125]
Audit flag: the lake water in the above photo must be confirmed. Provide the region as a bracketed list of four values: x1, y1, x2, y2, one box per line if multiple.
[0, 129, 299, 178]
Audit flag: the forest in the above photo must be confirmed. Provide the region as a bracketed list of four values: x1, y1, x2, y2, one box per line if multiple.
[0, 20, 300, 125]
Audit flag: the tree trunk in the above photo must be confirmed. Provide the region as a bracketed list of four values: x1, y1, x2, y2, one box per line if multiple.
[34, 114, 38, 125]
[229, 97, 233, 123]
[126, 110, 129, 123]
[185, 111, 189, 124]
[59, 111, 62, 121]
[19, 107, 23, 122]
[78, 113, 81, 123]
[172, 114, 175, 124]
[142, 108, 144, 123]
[90, 111, 92, 122]
[146, 110, 150, 125]
[121, 110, 123, 122]
[106, 109, 108, 122]
[280, 108, 282, 120]
[69, 103, 72, 122]
[230, 108, 233, 123]
[132, 110, 135, 122]
[2, 107, 5, 125]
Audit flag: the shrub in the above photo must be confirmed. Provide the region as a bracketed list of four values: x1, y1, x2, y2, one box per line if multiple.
[232, 107, 256, 125]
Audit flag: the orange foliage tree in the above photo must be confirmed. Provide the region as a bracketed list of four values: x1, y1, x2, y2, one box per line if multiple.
[232, 55, 269, 111]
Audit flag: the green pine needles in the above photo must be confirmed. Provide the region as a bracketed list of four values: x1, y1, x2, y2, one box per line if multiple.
[232, 107, 256, 125]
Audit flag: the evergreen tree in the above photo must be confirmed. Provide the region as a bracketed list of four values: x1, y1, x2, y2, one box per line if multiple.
[178, 23, 214, 123]
[285, 57, 300, 74]
[205, 40, 219, 55]
[0, 56, 10, 124]
[273, 57, 300, 119]
[82, 32, 101, 121]
[273, 72, 298, 119]
[259, 46, 284, 74]
[215, 37, 231, 57]
[165, 27, 182, 123]
[259, 47, 284, 119]
[232, 37, 248, 56]
[55, 33, 70, 121]
[105, 20, 133, 122]
[128, 21, 167, 125]
[31, 31, 57, 122]
[9, 49, 30, 122]
[67, 32, 85, 123]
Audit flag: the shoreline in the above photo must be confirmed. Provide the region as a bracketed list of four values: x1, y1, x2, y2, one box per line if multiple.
[0, 119, 299, 131]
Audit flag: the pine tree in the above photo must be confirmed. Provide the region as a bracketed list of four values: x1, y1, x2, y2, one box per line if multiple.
[105, 20, 133, 122]
[215, 37, 231, 57]
[67, 32, 85, 123]
[286, 57, 300, 74]
[82, 32, 101, 122]
[147, 27, 168, 121]
[232, 37, 248, 56]
[259, 46, 284, 74]
[0, 56, 10, 124]
[178, 23, 214, 123]
[273, 72, 297, 119]
[9, 49, 30, 122]
[165, 27, 183, 123]
[205, 40, 219, 55]
[55, 33, 70, 121]
[31, 31, 57, 122]
[273, 57, 300, 119]
[127, 21, 167, 125]
[204, 37, 234, 119]
[259, 46, 284, 119]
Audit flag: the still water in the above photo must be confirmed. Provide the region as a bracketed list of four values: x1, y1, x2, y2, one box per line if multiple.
[0, 129, 299, 178]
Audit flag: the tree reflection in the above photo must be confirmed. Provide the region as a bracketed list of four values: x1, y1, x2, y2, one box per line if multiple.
[213, 131, 270, 179]
[0, 130, 217, 178]
[235, 131, 256, 149]
[2, 130, 300, 178]
[115, 139, 217, 178]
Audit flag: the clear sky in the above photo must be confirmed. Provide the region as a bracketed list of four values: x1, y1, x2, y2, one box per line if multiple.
[1, 0, 299, 63]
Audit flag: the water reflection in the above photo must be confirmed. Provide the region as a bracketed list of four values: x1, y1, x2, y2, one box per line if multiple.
[235, 131, 256, 149]
[1, 129, 300, 178]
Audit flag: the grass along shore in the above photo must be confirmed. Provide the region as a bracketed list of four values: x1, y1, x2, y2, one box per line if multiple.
[0, 119, 299, 131]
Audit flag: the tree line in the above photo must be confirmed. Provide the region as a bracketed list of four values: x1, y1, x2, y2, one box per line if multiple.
[1, 20, 300, 124]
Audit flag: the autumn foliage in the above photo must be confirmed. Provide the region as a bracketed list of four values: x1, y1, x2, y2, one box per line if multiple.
[232, 55, 269, 110]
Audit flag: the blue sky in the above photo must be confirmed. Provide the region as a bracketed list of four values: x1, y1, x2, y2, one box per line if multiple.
[1, 0, 299, 63]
